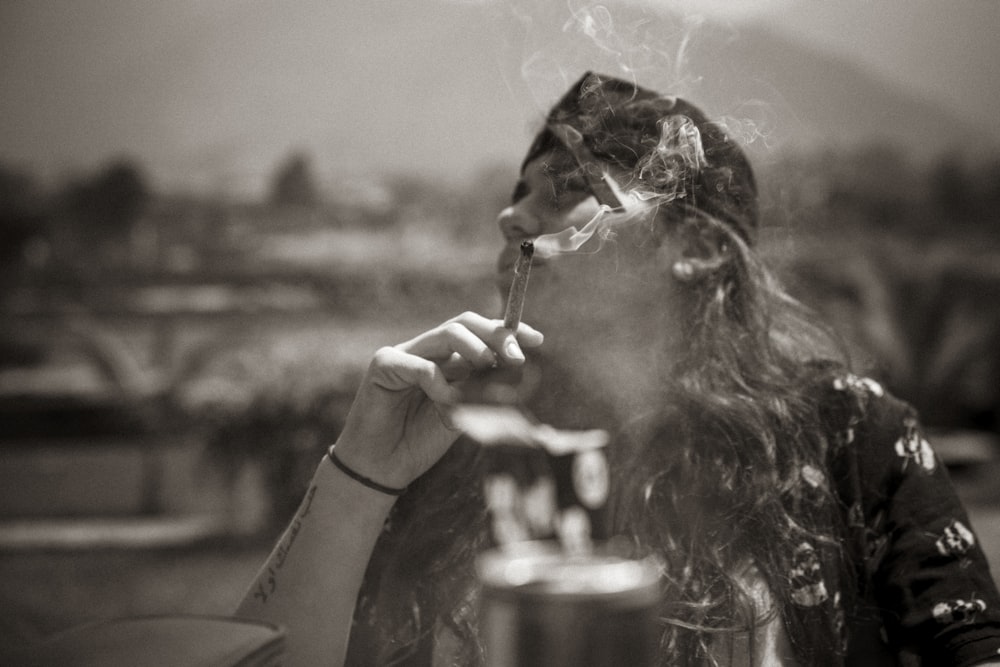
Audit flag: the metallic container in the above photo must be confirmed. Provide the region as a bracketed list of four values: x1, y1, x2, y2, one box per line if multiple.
[477, 542, 662, 667]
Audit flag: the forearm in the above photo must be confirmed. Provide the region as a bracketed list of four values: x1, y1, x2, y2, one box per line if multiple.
[231, 314, 540, 665]
[235, 454, 396, 667]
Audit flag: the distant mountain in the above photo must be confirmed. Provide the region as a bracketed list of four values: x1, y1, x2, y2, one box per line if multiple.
[494, 7, 991, 161]
[7, 1, 989, 196]
[675, 22, 991, 165]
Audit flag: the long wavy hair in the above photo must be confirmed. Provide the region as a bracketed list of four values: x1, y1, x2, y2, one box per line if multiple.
[608, 210, 855, 666]
[345, 75, 856, 666]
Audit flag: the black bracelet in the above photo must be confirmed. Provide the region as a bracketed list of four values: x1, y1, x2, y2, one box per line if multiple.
[327, 446, 407, 496]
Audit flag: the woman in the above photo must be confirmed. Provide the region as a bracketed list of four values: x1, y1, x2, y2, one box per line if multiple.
[236, 72, 1000, 666]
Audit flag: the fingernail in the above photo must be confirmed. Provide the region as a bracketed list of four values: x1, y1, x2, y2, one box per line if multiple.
[506, 341, 524, 361]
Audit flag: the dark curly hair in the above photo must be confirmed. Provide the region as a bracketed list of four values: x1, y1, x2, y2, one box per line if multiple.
[345, 73, 855, 666]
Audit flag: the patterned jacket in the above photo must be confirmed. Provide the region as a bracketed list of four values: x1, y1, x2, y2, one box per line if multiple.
[787, 372, 1000, 666]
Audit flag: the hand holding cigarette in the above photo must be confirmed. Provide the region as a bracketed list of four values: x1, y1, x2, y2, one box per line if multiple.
[333, 312, 543, 489]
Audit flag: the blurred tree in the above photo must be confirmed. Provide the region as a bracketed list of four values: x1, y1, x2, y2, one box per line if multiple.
[983, 158, 1000, 208]
[835, 145, 915, 231]
[269, 152, 319, 207]
[931, 153, 972, 218]
[0, 163, 46, 269]
[63, 158, 151, 239]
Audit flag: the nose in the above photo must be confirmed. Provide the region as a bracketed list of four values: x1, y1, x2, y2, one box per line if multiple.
[496, 200, 542, 241]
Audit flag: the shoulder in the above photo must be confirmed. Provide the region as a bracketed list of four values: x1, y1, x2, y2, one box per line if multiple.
[811, 370, 926, 458]
[804, 369, 944, 502]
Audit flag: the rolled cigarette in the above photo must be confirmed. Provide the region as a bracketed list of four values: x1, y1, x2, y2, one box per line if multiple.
[503, 240, 534, 331]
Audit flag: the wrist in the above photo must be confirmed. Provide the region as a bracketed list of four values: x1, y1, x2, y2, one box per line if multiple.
[327, 445, 408, 497]
[312, 453, 397, 525]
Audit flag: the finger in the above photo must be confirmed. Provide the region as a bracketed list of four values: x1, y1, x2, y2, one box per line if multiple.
[513, 321, 544, 347]
[401, 320, 499, 368]
[399, 313, 544, 367]
[451, 312, 545, 351]
[369, 347, 461, 404]
[440, 353, 473, 382]
[445, 312, 543, 364]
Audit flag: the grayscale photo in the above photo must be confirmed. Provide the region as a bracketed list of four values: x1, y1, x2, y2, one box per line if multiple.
[2, 1, 999, 665]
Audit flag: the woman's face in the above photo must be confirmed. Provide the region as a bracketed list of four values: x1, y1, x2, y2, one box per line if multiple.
[494, 149, 680, 424]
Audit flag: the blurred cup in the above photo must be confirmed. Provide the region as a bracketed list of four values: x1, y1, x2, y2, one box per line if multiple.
[476, 541, 661, 667]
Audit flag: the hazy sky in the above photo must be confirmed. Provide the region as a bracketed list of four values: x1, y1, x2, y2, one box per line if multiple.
[2, 0, 998, 196]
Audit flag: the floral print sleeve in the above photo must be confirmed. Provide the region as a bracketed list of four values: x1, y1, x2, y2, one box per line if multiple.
[830, 373, 1000, 666]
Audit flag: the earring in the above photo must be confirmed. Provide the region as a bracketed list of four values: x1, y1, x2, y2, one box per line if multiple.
[672, 260, 695, 282]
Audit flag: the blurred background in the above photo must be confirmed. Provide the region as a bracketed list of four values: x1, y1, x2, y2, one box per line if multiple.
[2, 0, 999, 649]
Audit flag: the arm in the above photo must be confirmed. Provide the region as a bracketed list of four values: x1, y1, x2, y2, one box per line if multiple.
[844, 381, 1000, 665]
[234, 312, 543, 667]
[234, 457, 394, 667]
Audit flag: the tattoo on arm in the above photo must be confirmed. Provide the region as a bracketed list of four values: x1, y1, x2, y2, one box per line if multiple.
[252, 484, 318, 604]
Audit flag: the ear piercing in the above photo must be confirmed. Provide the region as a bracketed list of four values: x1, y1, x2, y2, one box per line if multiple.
[672, 261, 695, 282]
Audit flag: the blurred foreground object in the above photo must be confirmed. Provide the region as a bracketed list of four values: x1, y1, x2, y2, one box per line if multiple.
[451, 405, 610, 549]
[9, 615, 283, 667]
[455, 407, 660, 665]
[476, 542, 660, 667]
